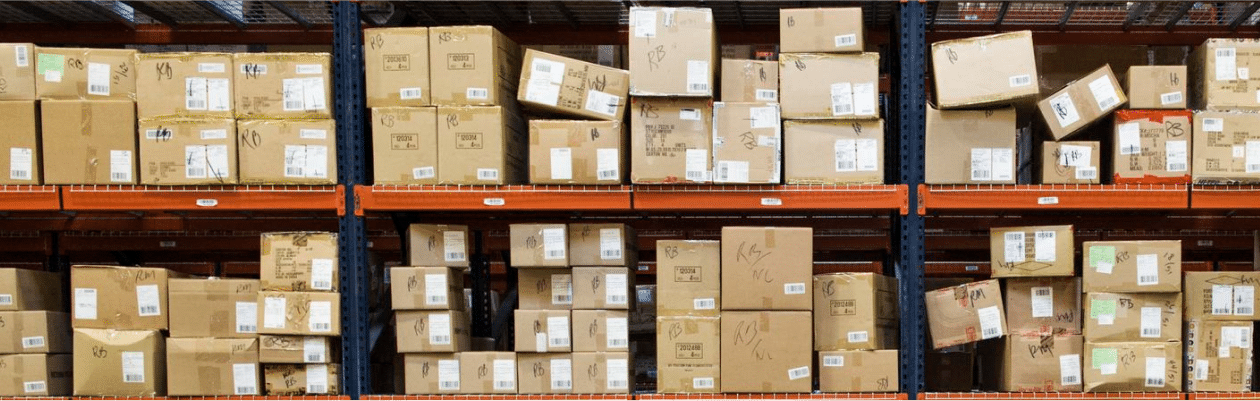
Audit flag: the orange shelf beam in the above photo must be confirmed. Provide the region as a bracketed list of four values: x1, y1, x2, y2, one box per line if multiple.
[638, 394, 907, 400]
[362, 396, 632, 400]
[0, 185, 60, 211]
[355, 185, 633, 214]
[1190, 185, 1260, 209]
[921, 393, 1183, 400]
[633, 184, 908, 214]
[1188, 392, 1260, 399]
[920, 184, 1188, 213]
[924, 261, 992, 276]
[71, 397, 351, 400]
[60, 185, 343, 214]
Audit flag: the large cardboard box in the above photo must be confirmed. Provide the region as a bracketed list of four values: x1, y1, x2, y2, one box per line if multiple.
[1189, 38, 1260, 111]
[1005, 277, 1082, 335]
[721, 311, 812, 393]
[138, 118, 237, 185]
[35, 47, 136, 100]
[630, 97, 713, 184]
[0, 311, 70, 354]
[429, 26, 521, 106]
[573, 267, 633, 310]
[0, 354, 71, 396]
[371, 107, 438, 185]
[236, 119, 337, 185]
[931, 31, 1038, 109]
[1037, 64, 1127, 140]
[510, 223, 569, 267]
[980, 333, 1083, 392]
[1084, 292, 1182, 342]
[779, 8, 864, 53]
[257, 291, 341, 336]
[1126, 65, 1187, 109]
[1185, 319, 1254, 391]
[783, 119, 884, 185]
[572, 310, 630, 352]
[1184, 271, 1260, 320]
[813, 273, 898, 351]
[516, 353, 574, 394]
[720, 59, 777, 102]
[135, 53, 233, 119]
[165, 338, 259, 396]
[818, 349, 899, 392]
[458, 352, 517, 394]
[1042, 141, 1101, 184]
[0, 268, 62, 311]
[1193, 110, 1260, 184]
[779, 53, 879, 120]
[720, 227, 812, 310]
[0, 43, 35, 100]
[0, 101, 40, 184]
[514, 309, 572, 353]
[260, 231, 338, 292]
[232, 52, 330, 119]
[528, 120, 625, 184]
[73, 328, 165, 396]
[519, 49, 629, 121]
[40, 99, 136, 184]
[925, 279, 1007, 349]
[168, 278, 259, 338]
[1113, 109, 1193, 184]
[925, 106, 1017, 184]
[396, 310, 470, 353]
[71, 265, 178, 330]
[656, 240, 720, 317]
[407, 224, 470, 267]
[259, 335, 337, 364]
[569, 223, 636, 267]
[403, 353, 459, 394]
[1082, 240, 1182, 293]
[517, 268, 573, 310]
[627, 7, 716, 97]
[1083, 341, 1181, 392]
[436, 105, 526, 184]
[656, 315, 720, 393]
[712, 102, 781, 183]
[262, 363, 339, 395]
[390, 266, 465, 310]
[572, 352, 632, 394]
[364, 27, 431, 107]
[989, 225, 1075, 278]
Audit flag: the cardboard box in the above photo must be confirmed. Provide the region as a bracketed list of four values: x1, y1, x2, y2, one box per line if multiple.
[232, 52, 331, 119]
[1185, 319, 1254, 391]
[138, 118, 237, 185]
[458, 352, 517, 394]
[0, 101, 40, 184]
[429, 26, 521, 106]
[371, 107, 438, 185]
[925, 106, 1017, 184]
[818, 350, 899, 392]
[1189, 39, 1260, 111]
[236, 119, 337, 185]
[779, 53, 879, 120]
[364, 27, 431, 107]
[720, 227, 813, 310]
[257, 291, 341, 336]
[517, 268, 573, 310]
[783, 119, 884, 185]
[1184, 272, 1260, 320]
[1084, 292, 1181, 342]
[260, 231, 339, 292]
[40, 99, 136, 184]
[35, 47, 136, 100]
[572, 310, 630, 352]
[1082, 240, 1182, 293]
[573, 267, 634, 310]
[989, 225, 1075, 277]
[1042, 141, 1101, 184]
[779, 8, 864, 53]
[721, 311, 812, 393]
[436, 105, 527, 184]
[1126, 65, 1187, 109]
[73, 328, 165, 396]
[135, 53, 233, 119]
[1113, 109, 1193, 184]
[627, 7, 717, 97]
[656, 315, 720, 393]
[259, 335, 337, 364]
[0, 311, 70, 354]
[168, 278, 259, 338]
[712, 102, 781, 183]
[510, 223, 569, 267]
[631, 284, 657, 332]
[0, 44, 35, 100]
[0, 268, 62, 311]
[514, 309, 572, 353]
[813, 273, 898, 351]
[1005, 277, 1082, 335]
[0, 354, 71, 396]
[403, 353, 459, 394]
[166, 338, 259, 396]
[390, 266, 466, 310]
[720, 59, 777, 102]
[572, 352, 632, 394]
[406, 224, 470, 267]
[396, 310, 470, 353]
[519, 49, 629, 121]
[931, 31, 1038, 109]
[1193, 110, 1260, 184]
[656, 240, 720, 317]
[516, 353, 574, 394]
[528, 120, 625, 184]
[1083, 341, 1181, 392]
[1037, 64, 1127, 140]
[71, 265, 179, 330]
[980, 333, 1083, 392]
[262, 363, 340, 395]
[925, 279, 1008, 349]
[630, 97, 713, 184]
[525, 45, 624, 68]
[569, 223, 636, 267]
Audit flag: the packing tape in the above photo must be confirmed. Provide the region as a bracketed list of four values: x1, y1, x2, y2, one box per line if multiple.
[199, 365, 219, 394]
[764, 228, 776, 248]
[814, 9, 826, 26]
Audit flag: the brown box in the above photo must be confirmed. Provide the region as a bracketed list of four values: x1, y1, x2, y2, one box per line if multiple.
[257, 291, 340, 336]
[1082, 240, 1182, 293]
[371, 107, 437, 185]
[237, 119, 337, 185]
[260, 231, 338, 292]
[0, 268, 62, 311]
[0, 354, 71, 396]
[720, 227, 813, 311]
[0, 311, 70, 354]
[656, 315, 720, 393]
[630, 97, 713, 184]
[168, 278, 259, 338]
[931, 31, 1038, 109]
[981, 333, 1083, 392]
[925, 279, 1008, 349]
[1189, 39, 1260, 111]
[516, 353, 574, 394]
[712, 102, 781, 183]
[459, 352, 517, 394]
[1193, 110, 1260, 184]
[138, 118, 237, 185]
[1042, 141, 1101, 184]
[429, 26, 521, 106]
[1005, 277, 1082, 335]
[573, 267, 634, 310]
[572, 310, 630, 352]
[403, 353, 459, 394]
[1113, 110, 1193, 184]
[818, 349, 899, 392]
[514, 309, 572, 353]
[135, 53, 233, 119]
[259, 335, 337, 364]
[517, 268, 573, 310]
[720, 59, 778, 102]
[35, 47, 136, 100]
[990, 225, 1075, 277]
[721, 311, 812, 393]
[73, 328, 165, 397]
[436, 105, 526, 185]
[71, 265, 178, 330]
[510, 223, 569, 267]
[0, 101, 40, 184]
[925, 106, 1017, 184]
[1184, 272, 1260, 320]
[1126, 66, 1187, 109]
[779, 53, 879, 119]
[0, 44, 35, 100]
[232, 53, 331, 119]
[813, 273, 898, 351]
[165, 338, 259, 396]
[390, 266, 466, 310]
[519, 49, 629, 121]
[528, 120, 625, 184]
[572, 352, 632, 394]
[396, 310, 470, 353]
[1185, 319, 1254, 392]
[569, 223, 636, 267]
[779, 8, 864, 53]
[1083, 341, 1181, 392]
[364, 27, 431, 107]
[1038, 64, 1128, 141]
[40, 99, 136, 184]
[783, 119, 884, 185]
[262, 363, 340, 395]
[1084, 292, 1181, 342]
[407, 224, 470, 267]
[656, 240, 720, 317]
[627, 7, 716, 97]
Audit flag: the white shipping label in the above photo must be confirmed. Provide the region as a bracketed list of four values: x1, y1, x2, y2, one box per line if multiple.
[443, 230, 466, 262]
[1160, 91, 1183, 105]
[308, 301, 332, 333]
[970, 148, 993, 181]
[185, 146, 208, 179]
[1246, 141, 1260, 173]
[1196, 359, 1210, 381]
[749, 106, 778, 129]
[547, 316, 570, 347]
[551, 358, 573, 390]
[542, 228, 566, 260]
[550, 148, 573, 180]
[852, 82, 877, 116]
[493, 359, 516, 390]
[584, 90, 620, 117]
[823, 355, 845, 367]
[1003, 231, 1026, 263]
[977, 305, 1003, 340]
[530, 58, 565, 84]
[525, 78, 560, 106]
[847, 331, 870, 343]
[856, 139, 879, 172]
[1059, 144, 1093, 167]
[307, 364, 330, 394]
[121, 351, 145, 383]
[1076, 167, 1098, 180]
[551, 274, 573, 305]
[834, 139, 857, 172]
[399, 87, 423, 100]
[679, 108, 701, 121]
[1118, 122, 1142, 155]
[282, 78, 304, 111]
[1048, 93, 1081, 128]
[607, 358, 629, 389]
[755, 89, 777, 101]
[110, 150, 132, 182]
[1140, 307, 1162, 338]
[233, 363, 258, 395]
[1203, 118, 1224, 133]
[14, 45, 27, 67]
[606, 273, 629, 305]
[235, 301, 258, 333]
[87, 62, 110, 96]
[296, 64, 323, 74]
[1136, 254, 1159, 286]
[685, 149, 707, 182]
[437, 360, 459, 391]
[599, 228, 623, 260]
[1031, 286, 1054, 318]
[686, 60, 709, 93]
[784, 282, 807, 295]
[1235, 285, 1255, 316]
[1034, 231, 1057, 262]
[714, 160, 749, 183]
[304, 337, 327, 363]
[186, 77, 208, 110]
[21, 336, 44, 349]
[429, 313, 452, 345]
[9, 147, 32, 181]
[830, 82, 854, 116]
[1060, 355, 1081, 385]
[834, 34, 857, 47]
[1213, 284, 1235, 315]
[1087, 76, 1120, 110]
[207, 78, 231, 111]
[787, 366, 810, 381]
[310, 258, 334, 290]
[413, 167, 435, 179]
[632, 10, 656, 37]
[425, 273, 448, 306]
[1145, 357, 1166, 387]
[263, 296, 286, 329]
[693, 298, 716, 310]
[607, 317, 629, 349]
[135, 284, 160, 317]
[283, 145, 306, 178]
[992, 148, 1013, 181]
[1216, 47, 1238, 80]
[1010, 74, 1032, 87]
[1166, 140, 1188, 172]
[466, 87, 489, 100]
[302, 77, 327, 110]
[22, 381, 44, 394]
[74, 288, 97, 320]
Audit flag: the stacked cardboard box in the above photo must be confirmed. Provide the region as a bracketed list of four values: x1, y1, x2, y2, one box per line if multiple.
[134, 53, 236, 185]
[0, 44, 40, 185]
[35, 46, 138, 184]
[814, 272, 900, 392]
[510, 222, 574, 396]
[258, 232, 342, 395]
[0, 268, 70, 396]
[233, 53, 336, 185]
[394, 263, 473, 394]
[1186, 40, 1260, 184]
[166, 278, 261, 396]
[656, 240, 721, 393]
[1182, 271, 1260, 391]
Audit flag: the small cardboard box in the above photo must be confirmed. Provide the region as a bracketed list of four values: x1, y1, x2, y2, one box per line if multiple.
[232, 52, 331, 119]
[573, 267, 634, 310]
[721, 311, 813, 393]
[260, 231, 338, 292]
[989, 225, 1075, 277]
[0, 44, 35, 101]
[779, 8, 864, 53]
[779, 53, 879, 120]
[371, 107, 438, 185]
[1126, 65, 1187, 109]
[712, 102, 781, 184]
[925, 279, 1007, 349]
[1038, 64, 1128, 140]
[262, 363, 340, 395]
[1185, 319, 1254, 392]
[168, 278, 259, 338]
[813, 273, 898, 351]
[0, 101, 40, 184]
[35, 47, 136, 100]
[516, 353, 574, 394]
[138, 118, 237, 185]
[925, 106, 1017, 184]
[436, 105, 527, 184]
[257, 291, 341, 336]
[390, 266, 466, 310]
[1193, 110, 1260, 184]
[73, 328, 165, 397]
[459, 352, 517, 394]
[572, 352, 633, 394]
[627, 7, 716, 97]
[428, 25, 521, 106]
[519, 49, 629, 121]
[720, 59, 778, 102]
[783, 119, 884, 185]
[931, 31, 1038, 109]
[510, 223, 569, 267]
[656, 315, 720, 393]
[1083, 341, 1181, 392]
[514, 309, 572, 353]
[1113, 109, 1193, 184]
[396, 310, 470, 353]
[135, 53, 234, 119]
[0, 268, 62, 311]
[165, 338, 259, 396]
[40, 99, 136, 185]
[1004, 277, 1082, 335]
[1189, 38, 1260, 111]
[656, 240, 720, 317]
[980, 333, 1083, 392]
[236, 119, 337, 185]
[1183, 271, 1260, 320]
[364, 27, 431, 107]
[630, 97, 713, 184]
[259, 335, 337, 364]
[572, 310, 630, 352]
[407, 224, 470, 267]
[720, 227, 813, 311]
[1083, 292, 1181, 342]
[1082, 240, 1182, 293]
[818, 349, 899, 392]
[71, 265, 180, 330]
[569, 223, 636, 267]
[528, 120, 625, 184]
[517, 268, 574, 310]
[0, 311, 70, 354]
[0, 354, 71, 396]
[1042, 141, 1101, 184]
[403, 353, 459, 394]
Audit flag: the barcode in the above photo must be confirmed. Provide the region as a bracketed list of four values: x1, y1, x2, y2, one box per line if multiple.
[972, 169, 990, 180]
[554, 295, 571, 303]
[550, 337, 569, 347]
[89, 84, 109, 95]
[186, 167, 206, 178]
[1166, 163, 1186, 172]
[309, 384, 328, 393]
[836, 160, 855, 171]
[1218, 48, 1236, 58]
[140, 306, 158, 315]
[445, 252, 465, 261]
[598, 169, 617, 179]
[187, 99, 206, 110]
[1062, 375, 1080, 385]
[1122, 145, 1140, 154]
[21, 337, 44, 348]
[1161, 92, 1183, 104]
[11, 170, 28, 179]
[15, 45, 28, 66]
[0, 294, 11, 304]
[787, 367, 810, 380]
[1099, 97, 1117, 109]
[495, 381, 514, 389]
[694, 378, 715, 389]
[602, 249, 622, 258]
[306, 353, 324, 363]
[1079, 168, 1098, 179]
[1035, 288, 1051, 297]
[609, 339, 628, 347]
[286, 167, 304, 177]
[285, 100, 304, 110]
[608, 295, 628, 304]
[237, 324, 256, 333]
[312, 323, 331, 332]
[694, 299, 716, 310]
[23, 381, 44, 393]
[467, 88, 489, 99]
[716, 163, 729, 181]
[124, 374, 144, 383]
[983, 328, 1000, 337]
[848, 332, 869, 343]
[1010, 75, 1032, 87]
[535, 63, 553, 74]
[432, 335, 450, 344]
[427, 295, 446, 304]
[236, 386, 256, 395]
[1248, 163, 1260, 173]
[688, 83, 707, 92]
[609, 380, 628, 388]
[546, 250, 564, 258]
[478, 169, 498, 180]
[400, 88, 423, 99]
[1238, 307, 1254, 315]
[836, 35, 856, 46]
[1147, 377, 1164, 386]
[785, 283, 806, 294]
[832, 104, 852, 115]
[313, 280, 331, 290]
[1142, 328, 1160, 336]
[111, 172, 129, 182]
[685, 171, 704, 180]
[1138, 275, 1158, 285]
[552, 380, 572, 389]
[601, 102, 617, 115]
[1215, 307, 1233, 315]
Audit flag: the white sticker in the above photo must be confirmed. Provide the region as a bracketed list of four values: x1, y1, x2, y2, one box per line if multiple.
[852, 82, 876, 117]
[9, 147, 32, 181]
[823, 355, 845, 367]
[1213, 284, 1235, 315]
[263, 296, 286, 329]
[829, 82, 854, 116]
[679, 108, 701, 121]
[135, 284, 160, 317]
[1003, 231, 1026, 263]
[110, 150, 132, 182]
[606, 273, 629, 305]
[295, 64, 323, 75]
[551, 358, 573, 390]
[22, 381, 44, 394]
[694, 298, 716, 310]
[847, 331, 870, 343]
[299, 129, 327, 139]
[493, 359, 516, 390]
[535, 332, 547, 352]
[549, 147, 573, 180]
[306, 145, 328, 179]
[599, 228, 623, 260]
[199, 129, 228, 140]
[1118, 122, 1141, 155]
[1009, 74, 1032, 87]
[530, 58, 565, 84]
[547, 316, 570, 347]
[306, 364, 329, 394]
[1235, 286, 1255, 316]
[755, 89, 777, 101]
[784, 282, 807, 295]
[1048, 93, 1080, 128]
[834, 34, 857, 47]
[1236, 145, 1246, 158]
[1101, 363, 1117, 375]
[525, 78, 560, 106]
[1216, 47, 1237, 80]
[235, 301, 257, 333]
[14, 45, 27, 67]
[714, 160, 749, 183]
[977, 305, 1003, 339]
[607, 358, 629, 389]
[308, 301, 332, 333]
[1166, 140, 1188, 172]
[121, 351, 145, 383]
[834, 139, 857, 172]
[1088, 76, 1119, 110]
[466, 87, 489, 100]
[302, 77, 326, 110]
[1031, 286, 1054, 318]
[970, 148, 992, 181]
[1160, 91, 1183, 105]
[1098, 313, 1115, 325]
[1059, 144, 1093, 167]
[43, 69, 60, 83]
[632, 10, 656, 37]
[1247, 141, 1260, 173]
[551, 274, 573, 305]
[1060, 355, 1081, 385]
[787, 366, 810, 381]
[413, 167, 435, 179]
[87, 62, 110, 96]
[0, 294, 10, 305]
[207, 78, 231, 111]
[399, 87, 423, 100]
[477, 168, 499, 181]
[429, 313, 452, 345]
[283, 145, 307, 178]
[442, 231, 466, 262]
[607, 317, 629, 349]
[438, 359, 460, 391]
[197, 62, 225, 73]
[282, 78, 305, 111]
[1196, 359, 1209, 381]
[1140, 307, 1162, 338]
[1096, 261, 1114, 274]
[584, 90, 620, 117]
[185, 77, 208, 110]
[542, 227, 566, 260]
[185, 145, 209, 179]
[304, 337, 327, 363]
[749, 106, 778, 129]
[1136, 254, 1159, 286]
[74, 288, 97, 320]
[232, 363, 257, 395]
[686, 60, 709, 93]
[693, 377, 715, 389]
[425, 273, 448, 306]
[1034, 231, 1057, 262]
[685, 148, 707, 182]
[1145, 357, 1166, 387]
[1076, 166, 1098, 180]
[311, 258, 334, 290]
[21, 336, 44, 349]
[856, 139, 879, 172]
[992, 148, 1013, 181]
[1203, 118, 1224, 133]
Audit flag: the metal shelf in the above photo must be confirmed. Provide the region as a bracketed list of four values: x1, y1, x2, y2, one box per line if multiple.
[920, 184, 1189, 213]
[1189, 393, 1260, 399]
[355, 185, 633, 214]
[363, 397, 631, 401]
[633, 185, 908, 214]
[638, 395, 907, 400]
[66, 397, 352, 400]
[59, 185, 344, 215]
[0, 185, 60, 211]
[1190, 185, 1260, 210]
[921, 393, 1184, 400]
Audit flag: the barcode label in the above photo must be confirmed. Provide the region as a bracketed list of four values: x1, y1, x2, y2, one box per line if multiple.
[607, 317, 628, 349]
[310, 258, 334, 291]
[1009, 74, 1032, 87]
[755, 89, 777, 101]
[834, 34, 857, 47]
[547, 316, 570, 347]
[429, 313, 452, 345]
[694, 377, 715, 389]
[305, 338, 327, 363]
[1145, 357, 1165, 387]
[823, 355, 844, 367]
[235, 301, 257, 333]
[466, 87, 489, 100]
[1035, 288, 1051, 297]
[110, 150, 132, 182]
[694, 298, 716, 310]
[283, 78, 305, 110]
[492, 359, 515, 390]
[542, 228, 566, 260]
[1166, 140, 1188, 172]
[1003, 231, 1026, 263]
[787, 366, 810, 380]
[1235, 285, 1255, 316]
[606, 273, 628, 305]
[233, 363, 257, 395]
[830, 82, 854, 116]
[1140, 307, 1162, 338]
[686, 60, 709, 93]
[1060, 354, 1081, 385]
[494, 381, 514, 390]
[584, 90, 620, 117]
[971, 148, 992, 180]
[1088, 76, 1119, 110]
[1160, 91, 1183, 105]
[1203, 118, 1224, 132]
[0, 294, 11, 305]
[1076, 167, 1098, 180]
[21, 336, 44, 348]
[309, 301, 332, 333]
[186, 77, 208, 110]
[136, 284, 160, 317]
[311, 323, 330, 331]
[296, 64, 323, 74]
[1247, 141, 1260, 173]
[14, 45, 28, 67]
[413, 166, 435, 179]
[784, 282, 806, 295]
[1216, 48, 1238, 80]
[685, 148, 707, 181]
[1136, 254, 1159, 286]
[552, 273, 573, 305]
[23, 381, 45, 394]
[977, 306, 1003, 340]
[550, 358, 573, 390]
[121, 351, 145, 383]
[87, 62, 110, 95]
[438, 359, 459, 391]
[847, 331, 869, 343]
[309, 384, 328, 393]
[477, 168, 499, 181]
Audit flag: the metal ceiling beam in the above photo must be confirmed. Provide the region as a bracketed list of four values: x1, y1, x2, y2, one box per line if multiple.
[1164, 1, 1197, 31]
[76, 1, 137, 29]
[122, 1, 180, 27]
[1122, 1, 1151, 31]
[195, 1, 247, 30]
[992, 2, 1011, 28]
[266, 1, 312, 29]
[733, 1, 746, 29]
[7, 2, 69, 25]
[1058, 1, 1077, 31]
[1230, 1, 1260, 31]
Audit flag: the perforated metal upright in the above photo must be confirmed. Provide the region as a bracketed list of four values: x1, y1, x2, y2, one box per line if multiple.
[894, 1, 927, 397]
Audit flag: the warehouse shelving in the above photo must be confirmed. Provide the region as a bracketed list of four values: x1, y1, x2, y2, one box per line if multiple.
[1189, 185, 1260, 209]
[919, 393, 1183, 400]
[60, 185, 345, 214]
[355, 185, 634, 213]
[0, 184, 60, 211]
[919, 184, 1189, 212]
[633, 184, 908, 213]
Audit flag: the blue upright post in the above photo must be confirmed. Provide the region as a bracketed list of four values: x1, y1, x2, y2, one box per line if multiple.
[895, 1, 927, 398]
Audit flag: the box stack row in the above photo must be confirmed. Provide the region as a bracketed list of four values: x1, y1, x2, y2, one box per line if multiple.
[0, 268, 70, 396]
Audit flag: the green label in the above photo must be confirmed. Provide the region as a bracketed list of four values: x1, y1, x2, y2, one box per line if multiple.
[1091, 347, 1117, 369]
[1090, 299, 1116, 318]
[36, 53, 64, 76]
[1089, 245, 1116, 267]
